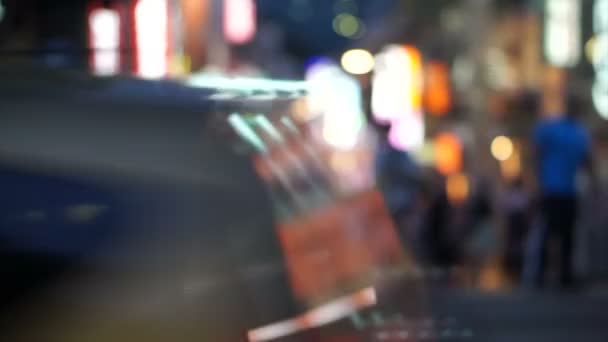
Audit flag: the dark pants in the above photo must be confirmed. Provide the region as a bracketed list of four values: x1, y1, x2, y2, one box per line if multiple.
[536, 195, 577, 287]
[505, 212, 528, 281]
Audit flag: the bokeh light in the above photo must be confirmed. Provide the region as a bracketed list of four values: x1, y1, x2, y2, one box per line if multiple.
[332, 13, 361, 38]
[500, 147, 521, 180]
[434, 132, 463, 176]
[321, 71, 365, 149]
[305, 61, 365, 149]
[88, 7, 121, 76]
[586, 36, 598, 65]
[134, 0, 169, 79]
[372, 45, 425, 151]
[340, 49, 374, 75]
[446, 173, 470, 205]
[491, 136, 514, 161]
[424, 61, 452, 116]
[224, 0, 257, 45]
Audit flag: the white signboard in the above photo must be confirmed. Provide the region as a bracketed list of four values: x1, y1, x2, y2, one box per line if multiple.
[89, 8, 121, 76]
[544, 0, 581, 67]
[592, 0, 608, 119]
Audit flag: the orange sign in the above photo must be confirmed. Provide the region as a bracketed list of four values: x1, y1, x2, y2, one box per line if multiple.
[277, 191, 404, 302]
[424, 61, 452, 116]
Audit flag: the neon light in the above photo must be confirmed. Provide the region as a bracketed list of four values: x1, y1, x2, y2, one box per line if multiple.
[424, 61, 451, 116]
[434, 132, 462, 176]
[224, 0, 256, 44]
[133, 0, 169, 78]
[404, 45, 424, 110]
[372, 45, 410, 123]
[305, 62, 365, 149]
[88, 8, 121, 76]
[388, 114, 425, 154]
[372, 45, 425, 150]
[544, 0, 581, 67]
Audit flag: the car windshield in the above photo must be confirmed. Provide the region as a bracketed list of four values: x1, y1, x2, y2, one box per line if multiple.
[1, 1, 608, 341]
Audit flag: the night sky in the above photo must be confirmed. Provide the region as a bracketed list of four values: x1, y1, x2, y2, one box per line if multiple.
[256, 0, 398, 58]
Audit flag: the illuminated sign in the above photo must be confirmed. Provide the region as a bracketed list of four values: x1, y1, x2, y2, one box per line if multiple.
[592, 0, 608, 119]
[224, 0, 257, 45]
[424, 61, 451, 116]
[133, 0, 169, 78]
[372, 45, 425, 151]
[88, 5, 122, 76]
[544, 0, 581, 67]
[305, 62, 364, 149]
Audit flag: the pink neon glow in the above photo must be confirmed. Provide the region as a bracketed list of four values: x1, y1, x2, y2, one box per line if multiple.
[88, 7, 121, 75]
[133, 0, 169, 78]
[388, 112, 425, 151]
[372, 45, 425, 151]
[224, 0, 257, 45]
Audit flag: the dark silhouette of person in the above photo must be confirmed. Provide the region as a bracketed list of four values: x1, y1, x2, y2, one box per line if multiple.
[533, 96, 594, 288]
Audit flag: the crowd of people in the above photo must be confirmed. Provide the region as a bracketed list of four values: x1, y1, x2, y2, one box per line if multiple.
[375, 95, 599, 290]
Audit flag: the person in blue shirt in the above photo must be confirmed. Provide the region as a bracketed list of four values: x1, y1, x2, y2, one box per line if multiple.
[533, 96, 594, 288]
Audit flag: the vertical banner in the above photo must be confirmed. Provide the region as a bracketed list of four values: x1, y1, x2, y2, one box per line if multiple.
[132, 0, 170, 78]
[544, 0, 581, 67]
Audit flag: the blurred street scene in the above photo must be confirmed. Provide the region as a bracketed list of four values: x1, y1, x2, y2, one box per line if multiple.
[1, 0, 608, 341]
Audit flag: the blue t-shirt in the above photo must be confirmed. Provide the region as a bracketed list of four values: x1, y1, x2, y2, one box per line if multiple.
[534, 117, 590, 195]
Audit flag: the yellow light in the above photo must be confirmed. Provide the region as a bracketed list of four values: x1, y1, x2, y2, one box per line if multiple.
[586, 36, 597, 65]
[340, 49, 375, 75]
[491, 136, 514, 161]
[446, 173, 469, 205]
[332, 13, 361, 38]
[500, 148, 521, 180]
